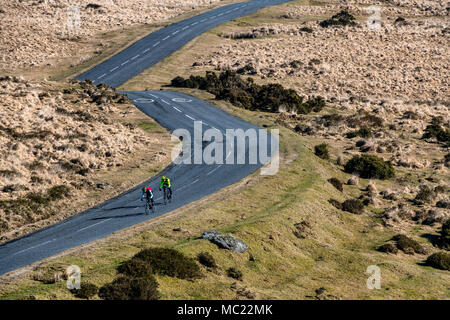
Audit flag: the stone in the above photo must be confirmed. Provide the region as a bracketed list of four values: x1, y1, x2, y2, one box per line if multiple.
[202, 230, 248, 253]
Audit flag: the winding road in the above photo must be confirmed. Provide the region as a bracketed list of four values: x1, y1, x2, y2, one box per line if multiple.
[0, 0, 289, 276]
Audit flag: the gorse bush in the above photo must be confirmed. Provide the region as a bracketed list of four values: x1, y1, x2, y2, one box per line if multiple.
[133, 248, 202, 279]
[99, 276, 159, 300]
[117, 258, 154, 278]
[226, 267, 243, 280]
[346, 127, 372, 139]
[171, 70, 325, 114]
[314, 143, 329, 160]
[344, 155, 394, 179]
[426, 252, 450, 271]
[414, 185, 436, 204]
[319, 10, 356, 28]
[393, 234, 426, 254]
[71, 282, 98, 299]
[327, 178, 343, 192]
[197, 252, 217, 269]
[438, 219, 450, 250]
[341, 199, 364, 214]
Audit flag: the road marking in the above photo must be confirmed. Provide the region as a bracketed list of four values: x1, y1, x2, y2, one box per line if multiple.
[143, 48, 151, 53]
[218, 13, 223, 16]
[97, 73, 107, 79]
[131, 54, 140, 60]
[185, 114, 195, 120]
[163, 36, 170, 41]
[14, 239, 55, 255]
[172, 30, 180, 35]
[210, 16, 216, 19]
[200, 19, 207, 22]
[191, 22, 198, 26]
[173, 106, 182, 112]
[226, 151, 232, 160]
[110, 66, 119, 72]
[148, 94, 158, 98]
[78, 218, 111, 233]
[207, 165, 222, 176]
[161, 99, 170, 105]
[182, 26, 189, 30]
[121, 60, 129, 66]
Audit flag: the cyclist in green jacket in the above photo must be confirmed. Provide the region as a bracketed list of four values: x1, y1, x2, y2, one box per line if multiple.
[160, 176, 172, 199]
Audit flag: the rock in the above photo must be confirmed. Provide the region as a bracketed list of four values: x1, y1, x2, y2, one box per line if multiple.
[96, 183, 112, 189]
[422, 210, 446, 225]
[337, 154, 344, 166]
[202, 231, 248, 253]
[366, 182, 377, 194]
[347, 176, 359, 186]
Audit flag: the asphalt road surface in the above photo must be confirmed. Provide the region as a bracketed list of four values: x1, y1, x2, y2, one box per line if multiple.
[0, 0, 289, 276]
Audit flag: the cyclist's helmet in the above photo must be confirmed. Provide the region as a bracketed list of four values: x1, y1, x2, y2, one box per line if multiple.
[162, 176, 166, 180]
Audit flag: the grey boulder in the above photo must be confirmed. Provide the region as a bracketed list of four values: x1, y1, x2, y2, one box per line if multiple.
[202, 230, 248, 253]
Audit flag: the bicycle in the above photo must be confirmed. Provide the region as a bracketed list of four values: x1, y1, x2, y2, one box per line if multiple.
[145, 197, 155, 214]
[162, 185, 172, 205]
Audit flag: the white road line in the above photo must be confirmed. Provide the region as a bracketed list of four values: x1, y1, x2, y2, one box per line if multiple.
[131, 54, 140, 60]
[191, 22, 198, 26]
[218, 13, 223, 16]
[110, 66, 119, 72]
[172, 30, 180, 35]
[210, 16, 216, 19]
[97, 73, 107, 79]
[149, 94, 158, 98]
[143, 48, 151, 53]
[185, 114, 195, 120]
[14, 239, 55, 255]
[226, 151, 232, 160]
[161, 99, 170, 105]
[163, 36, 170, 41]
[121, 60, 129, 66]
[78, 218, 111, 233]
[182, 26, 189, 30]
[207, 165, 222, 176]
[173, 106, 182, 112]
[153, 41, 160, 47]
[200, 19, 207, 22]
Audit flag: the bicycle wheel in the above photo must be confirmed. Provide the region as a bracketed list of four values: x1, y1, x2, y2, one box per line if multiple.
[145, 202, 150, 215]
[163, 187, 167, 205]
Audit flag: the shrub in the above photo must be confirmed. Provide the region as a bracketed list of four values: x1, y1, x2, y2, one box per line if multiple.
[314, 143, 329, 160]
[99, 276, 159, 300]
[377, 243, 398, 254]
[328, 199, 342, 210]
[170, 70, 325, 114]
[341, 199, 364, 214]
[71, 282, 98, 299]
[422, 124, 450, 144]
[425, 252, 450, 271]
[414, 185, 436, 204]
[327, 178, 343, 192]
[346, 127, 372, 139]
[47, 185, 70, 201]
[393, 234, 426, 254]
[319, 10, 356, 28]
[197, 252, 217, 269]
[438, 219, 450, 250]
[344, 155, 395, 180]
[117, 258, 154, 278]
[226, 267, 243, 281]
[132, 248, 201, 279]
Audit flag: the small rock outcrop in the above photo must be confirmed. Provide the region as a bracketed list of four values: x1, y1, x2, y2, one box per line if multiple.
[202, 231, 248, 253]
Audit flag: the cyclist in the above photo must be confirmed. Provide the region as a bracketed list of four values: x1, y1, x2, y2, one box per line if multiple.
[141, 186, 154, 207]
[159, 176, 172, 199]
